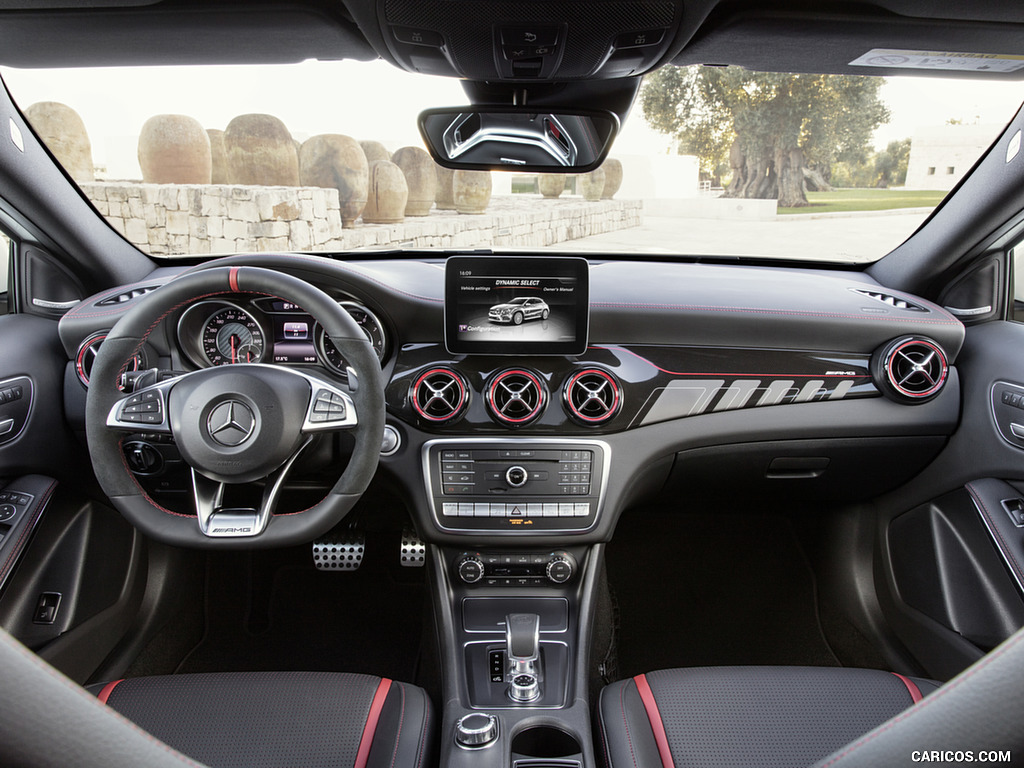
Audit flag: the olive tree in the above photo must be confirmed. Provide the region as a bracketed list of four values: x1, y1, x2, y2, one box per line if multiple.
[641, 67, 890, 206]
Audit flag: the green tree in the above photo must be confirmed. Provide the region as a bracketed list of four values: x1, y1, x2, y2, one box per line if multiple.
[873, 138, 911, 187]
[641, 67, 891, 206]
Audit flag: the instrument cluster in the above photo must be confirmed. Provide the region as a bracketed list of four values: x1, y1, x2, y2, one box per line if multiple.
[176, 296, 387, 379]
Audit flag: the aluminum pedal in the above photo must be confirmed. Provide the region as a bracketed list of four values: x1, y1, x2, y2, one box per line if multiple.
[312, 533, 365, 571]
[400, 528, 426, 567]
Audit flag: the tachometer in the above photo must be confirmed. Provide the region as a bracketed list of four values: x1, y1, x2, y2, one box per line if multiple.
[201, 306, 266, 365]
[316, 302, 386, 376]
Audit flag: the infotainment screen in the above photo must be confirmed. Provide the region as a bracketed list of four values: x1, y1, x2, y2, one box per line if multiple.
[444, 256, 589, 355]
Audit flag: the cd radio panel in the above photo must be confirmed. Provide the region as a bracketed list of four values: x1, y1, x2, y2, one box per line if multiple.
[423, 439, 608, 533]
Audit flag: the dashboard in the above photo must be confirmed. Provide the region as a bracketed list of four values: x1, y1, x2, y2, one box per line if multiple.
[56, 253, 966, 545]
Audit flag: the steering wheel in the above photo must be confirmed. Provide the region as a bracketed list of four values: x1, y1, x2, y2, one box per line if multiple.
[85, 266, 385, 548]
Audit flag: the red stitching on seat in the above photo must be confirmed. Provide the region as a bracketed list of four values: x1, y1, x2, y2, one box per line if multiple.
[891, 673, 923, 703]
[620, 679, 640, 768]
[817, 629, 1024, 766]
[355, 678, 392, 768]
[388, 682, 406, 768]
[414, 691, 430, 768]
[97, 679, 124, 704]
[633, 674, 676, 768]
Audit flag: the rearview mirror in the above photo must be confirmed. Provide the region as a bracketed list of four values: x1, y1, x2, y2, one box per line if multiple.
[418, 107, 619, 173]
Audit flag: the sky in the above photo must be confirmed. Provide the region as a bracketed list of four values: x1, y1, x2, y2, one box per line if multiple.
[3, 59, 1023, 178]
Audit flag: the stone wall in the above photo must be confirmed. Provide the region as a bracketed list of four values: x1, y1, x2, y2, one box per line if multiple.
[79, 182, 641, 256]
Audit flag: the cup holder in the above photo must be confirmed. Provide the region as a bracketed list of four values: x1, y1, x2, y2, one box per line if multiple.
[511, 725, 582, 760]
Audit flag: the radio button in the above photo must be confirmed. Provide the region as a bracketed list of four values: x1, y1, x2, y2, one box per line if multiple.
[505, 466, 528, 488]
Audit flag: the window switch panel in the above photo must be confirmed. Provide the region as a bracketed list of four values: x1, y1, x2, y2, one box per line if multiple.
[32, 592, 61, 625]
[1001, 498, 1024, 527]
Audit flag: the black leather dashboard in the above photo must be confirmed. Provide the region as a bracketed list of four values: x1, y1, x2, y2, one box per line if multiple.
[56, 253, 966, 543]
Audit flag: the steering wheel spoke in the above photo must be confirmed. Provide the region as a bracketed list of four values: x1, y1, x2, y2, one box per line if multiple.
[105, 378, 176, 433]
[192, 434, 314, 538]
[298, 374, 358, 433]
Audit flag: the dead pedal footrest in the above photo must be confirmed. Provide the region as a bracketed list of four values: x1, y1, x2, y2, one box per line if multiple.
[400, 528, 426, 567]
[312, 533, 365, 571]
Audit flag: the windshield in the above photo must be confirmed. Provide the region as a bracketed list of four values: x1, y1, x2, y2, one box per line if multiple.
[2, 60, 1021, 264]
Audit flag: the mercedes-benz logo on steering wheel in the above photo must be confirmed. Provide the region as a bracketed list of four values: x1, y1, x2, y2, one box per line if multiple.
[207, 400, 256, 447]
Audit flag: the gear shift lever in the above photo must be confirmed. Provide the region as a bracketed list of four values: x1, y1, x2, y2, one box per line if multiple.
[505, 613, 541, 702]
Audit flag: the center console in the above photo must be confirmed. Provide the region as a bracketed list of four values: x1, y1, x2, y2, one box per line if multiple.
[432, 543, 598, 768]
[427, 256, 602, 768]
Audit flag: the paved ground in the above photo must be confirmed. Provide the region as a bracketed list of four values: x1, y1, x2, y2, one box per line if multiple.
[547, 210, 933, 263]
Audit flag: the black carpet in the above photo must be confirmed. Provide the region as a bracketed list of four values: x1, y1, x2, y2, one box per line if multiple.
[176, 532, 426, 683]
[605, 508, 840, 678]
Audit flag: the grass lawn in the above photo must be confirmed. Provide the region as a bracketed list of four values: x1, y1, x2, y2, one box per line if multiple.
[778, 188, 946, 215]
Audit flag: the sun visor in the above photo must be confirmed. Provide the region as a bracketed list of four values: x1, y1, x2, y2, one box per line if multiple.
[0, 4, 376, 68]
[673, 11, 1024, 81]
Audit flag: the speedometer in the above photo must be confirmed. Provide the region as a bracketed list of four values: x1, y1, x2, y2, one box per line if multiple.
[316, 302, 386, 376]
[202, 306, 266, 365]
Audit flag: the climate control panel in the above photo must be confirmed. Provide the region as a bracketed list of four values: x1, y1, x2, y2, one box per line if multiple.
[455, 550, 578, 586]
[423, 439, 608, 533]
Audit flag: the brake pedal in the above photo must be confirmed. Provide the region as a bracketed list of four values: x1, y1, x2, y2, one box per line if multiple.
[400, 528, 426, 567]
[312, 533, 365, 571]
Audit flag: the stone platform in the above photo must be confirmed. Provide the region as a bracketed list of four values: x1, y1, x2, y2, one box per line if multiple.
[80, 182, 642, 256]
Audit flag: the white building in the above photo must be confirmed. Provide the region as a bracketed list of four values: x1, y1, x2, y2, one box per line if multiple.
[904, 124, 999, 191]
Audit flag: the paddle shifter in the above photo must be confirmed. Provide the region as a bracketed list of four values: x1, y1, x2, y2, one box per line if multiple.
[505, 613, 541, 703]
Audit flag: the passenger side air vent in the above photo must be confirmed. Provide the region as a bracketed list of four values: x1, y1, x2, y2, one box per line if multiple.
[97, 286, 160, 305]
[871, 336, 949, 403]
[852, 288, 925, 312]
[563, 368, 622, 425]
[411, 368, 469, 423]
[486, 369, 547, 427]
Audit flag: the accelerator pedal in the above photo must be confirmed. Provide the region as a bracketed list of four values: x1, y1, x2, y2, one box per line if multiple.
[312, 532, 365, 571]
[400, 528, 426, 568]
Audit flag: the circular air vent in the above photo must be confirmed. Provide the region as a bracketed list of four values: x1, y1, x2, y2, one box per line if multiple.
[563, 368, 622, 425]
[76, 333, 143, 387]
[486, 369, 547, 426]
[411, 368, 469, 423]
[872, 336, 949, 403]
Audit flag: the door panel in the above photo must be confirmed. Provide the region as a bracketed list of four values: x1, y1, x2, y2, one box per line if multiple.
[876, 319, 1024, 679]
[0, 282, 145, 683]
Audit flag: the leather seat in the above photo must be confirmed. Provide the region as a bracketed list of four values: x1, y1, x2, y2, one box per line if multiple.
[598, 666, 938, 768]
[90, 671, 434, 768]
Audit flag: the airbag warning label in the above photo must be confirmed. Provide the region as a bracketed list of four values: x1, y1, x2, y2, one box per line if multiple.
[850, 49, 1024, 74]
